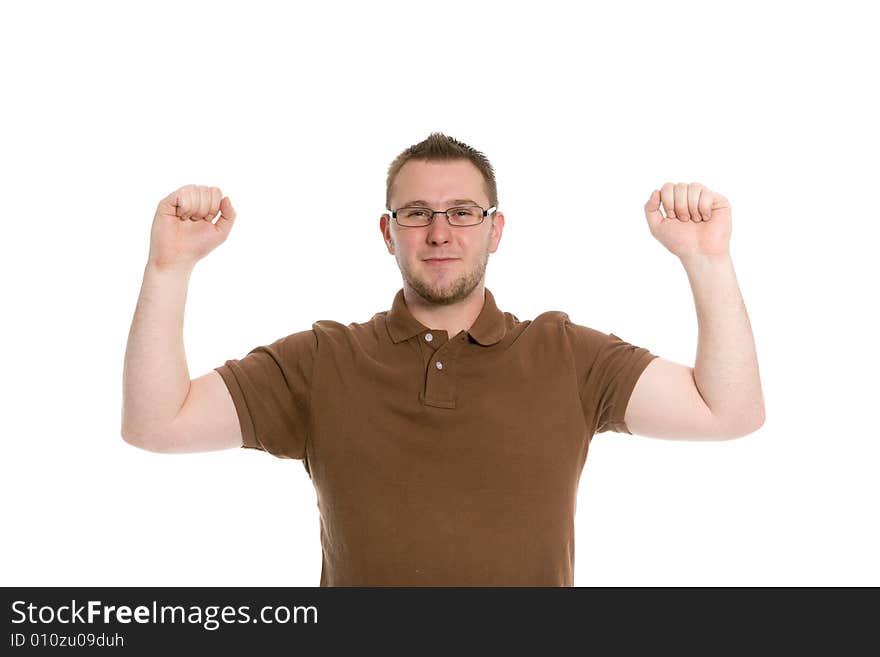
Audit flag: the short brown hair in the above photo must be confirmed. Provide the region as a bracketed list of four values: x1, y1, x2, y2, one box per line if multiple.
[385, 132, 498, 211]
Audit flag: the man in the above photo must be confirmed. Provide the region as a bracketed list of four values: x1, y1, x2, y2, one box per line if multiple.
[121, 132, 765, 586]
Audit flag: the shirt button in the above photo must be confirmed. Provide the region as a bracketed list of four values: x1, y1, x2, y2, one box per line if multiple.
[435, 361, 443, 370]
[425, 333, 433, 342]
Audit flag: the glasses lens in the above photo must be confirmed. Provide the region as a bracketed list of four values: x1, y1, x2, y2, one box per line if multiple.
[448, 206, 483, 226]
[397, 207, 431, 226]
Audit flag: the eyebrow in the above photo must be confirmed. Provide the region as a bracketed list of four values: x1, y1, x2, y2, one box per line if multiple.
[400, 199, 482, 208]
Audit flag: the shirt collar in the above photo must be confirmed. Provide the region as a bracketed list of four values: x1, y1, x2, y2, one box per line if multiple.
[386, 287, 507, 346]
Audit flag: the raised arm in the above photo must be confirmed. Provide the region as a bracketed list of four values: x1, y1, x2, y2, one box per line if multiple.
[121, 184, 239, 452]
[623, 183, 765, 440]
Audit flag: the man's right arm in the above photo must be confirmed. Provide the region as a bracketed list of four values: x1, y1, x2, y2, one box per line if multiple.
[121, 262, 242, 453]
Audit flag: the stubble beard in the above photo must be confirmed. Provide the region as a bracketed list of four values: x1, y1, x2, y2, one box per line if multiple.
[398, 244, 490, 307]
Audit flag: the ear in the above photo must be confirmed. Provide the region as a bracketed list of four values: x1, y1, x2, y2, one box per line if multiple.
[380, 214, 395, 253]
[489, 211, 505, 252]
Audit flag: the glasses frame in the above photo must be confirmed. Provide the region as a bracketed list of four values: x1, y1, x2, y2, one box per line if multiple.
[388, 204, 498, 228]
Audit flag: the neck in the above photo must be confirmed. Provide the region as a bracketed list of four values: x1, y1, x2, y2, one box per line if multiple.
[403, 282, 486, 338]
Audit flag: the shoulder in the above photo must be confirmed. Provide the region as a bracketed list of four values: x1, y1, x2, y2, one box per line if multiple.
[502, 309, 607, 354]
[531, 310, 604, 340]
[310, 317, 383, 352]
[265, 327, 319, 359]
[499, 308, 606, 339]
[528, 311, 625, 361]
[311, 318, 350, 334]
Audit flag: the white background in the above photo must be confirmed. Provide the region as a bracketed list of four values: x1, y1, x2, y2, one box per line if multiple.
[1, 0, 877, 586]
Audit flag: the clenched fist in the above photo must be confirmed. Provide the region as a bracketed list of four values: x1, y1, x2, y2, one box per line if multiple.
[148, 184, 237, 270]
[644, 182, 732, 260]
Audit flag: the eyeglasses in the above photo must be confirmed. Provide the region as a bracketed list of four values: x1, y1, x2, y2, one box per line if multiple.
[389, 204, 497, 227]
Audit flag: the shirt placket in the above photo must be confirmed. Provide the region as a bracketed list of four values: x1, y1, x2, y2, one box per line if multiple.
[417, 329, 464, 409]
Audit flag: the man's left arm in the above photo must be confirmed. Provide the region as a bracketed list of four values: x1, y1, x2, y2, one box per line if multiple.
[623, 182, 766, 440]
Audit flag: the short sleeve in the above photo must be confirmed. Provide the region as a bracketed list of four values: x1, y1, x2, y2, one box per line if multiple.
[563, 318, 659, 435]
[213, 329, 317, 459]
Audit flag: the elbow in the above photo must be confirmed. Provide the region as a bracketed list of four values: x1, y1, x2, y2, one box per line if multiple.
[748, 407, 767, 435]
[725, 410, 766, 440]
[121, 428, 146, 449]
[121, 428, 162, 452]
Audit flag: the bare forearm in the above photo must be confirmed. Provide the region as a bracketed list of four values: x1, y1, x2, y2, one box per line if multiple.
[682, 253, 765, 433]
[121, 262, 194, 439]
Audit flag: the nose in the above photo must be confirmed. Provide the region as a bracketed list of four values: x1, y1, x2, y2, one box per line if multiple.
[425, 215, 452, 245]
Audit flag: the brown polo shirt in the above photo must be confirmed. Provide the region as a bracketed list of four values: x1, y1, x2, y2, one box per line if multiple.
[214, 287, 658, 586]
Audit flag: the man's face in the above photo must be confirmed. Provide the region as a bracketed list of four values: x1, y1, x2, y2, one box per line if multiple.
[381, 159, 505, 306]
